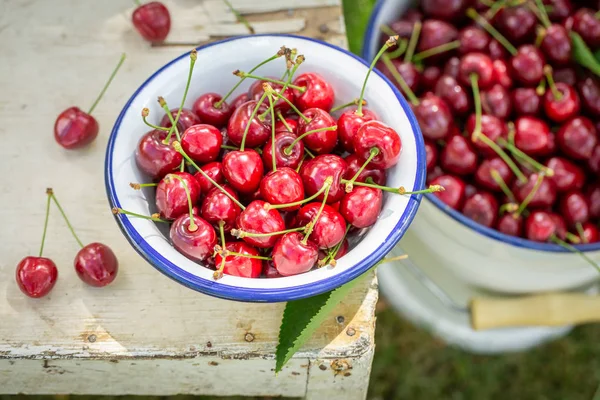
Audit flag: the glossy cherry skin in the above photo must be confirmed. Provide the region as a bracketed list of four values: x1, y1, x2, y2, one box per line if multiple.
[462, 192, 498, 228]
[510, 46, 546, 87]
[298, 108, 338, 154]
[156, 172, 201, 220]
[497, 214, 524, 237]
[589, 145, 600, 175]
[458, 26, 489, 55]
[236, 200, 285, 248]
[73, 243, 118, 287]
[54, 107, 98, 149]
[340, 187, 382, 229]
[200, 185, 241, 231]
[231, 93, 249, 111]
[560, 191, 590, 227]
[262, 132, 304, 171]
[513, 173, 557, 208]
[272, 232, 318, 276]
[434, 75, 471, 116]
[421, 0, 469, 21]
[295, 203, 346, 249]
[430, 174, 466, 210]
[192, 93, 232, 128]
[247, 78, 294, 114]
[338, 109, 379, 152]
[545, 157, 585, 192]
[475, 157, 514, 192]
[379, 59, 421, 96]
[300, 155, 347, 204]
[222, 150, 264, 194]
[160, 108, 201, 134]
[573, 8, 600, 48]
[292, 73, 335, 112]
[557, 117, 597, 160]
[482, 84, 512, 120]
[136, 130, 182, 180]
[132, 1, 170, 42]
[466, 114, 507, 158]
[417, 20, 458, 60]
[214, 242, 262, 278]
[576, 223, 600, 244]
[440, 135, 478, 175]
[226, 101, 270, 148]
[421, 66, 442, 91]
[15, 257, 58, 298]
[343, 154, 386, 186]
[511, 88, 541, 116]
[458, 53, 495, 89]
[541, 25, 572, 65]
[274, 118, 298, 135]
[194, 162, 224, 196]
[578, 75, 600, 115]
[495, 6, 537, 44]
[543, 83, 580, 123]
[260, 168, 305, 211]
[488, 39, 509, 60]
[413, 93, 453, 140]
[492, 59, 513, 89]
[525, 211, 558, 242]
[353, 121, 402, 169]
[514, 117, 553, 156]
[170, 214, 217, 262]
[181, 124, 223, 163]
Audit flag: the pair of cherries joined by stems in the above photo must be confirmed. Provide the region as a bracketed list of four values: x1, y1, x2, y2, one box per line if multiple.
[16, 189, 118, 298]
[117, 40, 442, 279]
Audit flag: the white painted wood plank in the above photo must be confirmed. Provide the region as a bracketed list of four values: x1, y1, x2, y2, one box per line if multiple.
[205, 0, 341, 15]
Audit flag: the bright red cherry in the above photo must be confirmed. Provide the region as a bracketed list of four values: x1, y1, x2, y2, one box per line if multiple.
[560, 191, 590, 227]
[297, 108, 338, 154]
[475, 157, 514, 192]
[514, 117, 553, 156]
[338, 109, 379, 152]
[222, 150, 264, 194]
[201, 185, 241, 231]
[227, 101, 270, 148]
[440, 135, 478, 175]
[482, 84, 512, 120]
[194, 161, 224, 195]
[248, 78, 294, 114]
[300, 155, 347, 204]
[132, 1, 170, 43]
[513, 173, 557, 208]
[511, 88, 541, 116]
[497, 214, 523, 237]
[430, 174, 466, 210]
[214, 242, 262, 278]
[16, 257, 58, 298]
[260, 168, 305, 211]
[458, 26, 489, 54]
[434, 75, 471, 116]
[272, 232, 318, 276]
[192, 93, 232, 128]
[413, 93, 454, 140]
[525, 211, 558, 242]
[156, 172, 201, 220]
[181, 124, 223, 164]
[540, 25, 572, 65]
[136, 130, 182, 180]
[74, 243, 118, 287]
[462, 192, 499, 228]
[340, 187, 383, 228]
[556, 117, 597, 160]
[545, 157, 585, 192]
[295, 203, 346, 249]
[292, 73, 335, 112]
[170, 214, 217, 262]
[262, 132, 304, 171]
[353, 121, 402, 169]
[495, 6, 537, 44]
[236, 200, 285, 248]
[575, 223, 599, 244]
[458, 52, 495, 89]
[160, 108, 201, 134]
[343, 154, 386, 186]
[54, 107, 99, 149]
[543, 83, 580, 123]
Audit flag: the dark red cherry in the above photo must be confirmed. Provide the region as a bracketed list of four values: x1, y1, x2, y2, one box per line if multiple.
[136, 130, 182, 180]
[160, 108, 201, 133]
[495, 6, 537, 44]
[156, 172, 201, 220]
[222, 150, 264, 194]
[458, 52, 495, 89]
[545, 157, 585, 192]
[430, 174, 466, 210]
[297, 108, 338, 154]
[227, 101, 270, 148]
[293, 72, 335, 112]
[525, 211, 558, 242]
[231, 93, 249, 111]
[540, 24, 572, 65]
[488, 39, 509, 60]
[444, 57, 461, 78]
[466, 114, 507, 158]
[272, 232, 318, 276]
[379, 59, 421, 97]
[575, 222, 599, 244]
[475, 157, 514, 192]
[514, 117, 553, 156]
[587, 185, 600, 219]
[170, 214, 217, 262]
[492, 59, 513, 89]
[421, 66, 442, 92]
[577, 75, 600, 115]
[214, 242, 262, 278]
[353, 121, 402, 169]
[192, 93, 232, 128]
[543, 0, 573, 21]
[132, 1, 170, 43]
[560, 191, 590, 226]
[434, 75, 471, 116]
[462, 192, 499, 228]
[260, 168, 305, 211]
[236, 200, 285, 248]
[413, 93, 454, 140]
[427, 165, 444, 183]
[572, 8, 600, 48]
[417, 20, 458, 60]
[248, 78, 294, 114]
[465, 183, 478, 199]
[497, 214, 523, 237]
[424, 141, 438, 172]
[16, 257, 58, 298]
[340, 186, 382, 229]
[421, 0, 469, 21]
[511, 88, 541, 116]
[557, 117, 597, 160]
[201, 184, 241, 231]
[513, 173, 557, 208]
[510, 45, 545, 87]
[318, 239, 349, 264]
[194, 161, 224, 195]
[458, 26, 489, 55]
[338, 109, 379, 152]
[300, 154, 347, 204]
[440, 135, 478, 175]
[387, 19, 418, 43]
[74, 243, 118, 287]
[295, 203, 346, 249]
[262, 132, 304, 171]
[482, 84, 512, 120]
[181, 124, 223, 164]
[274, 118, 299, 135]
[343, 154, 387, 186]
[263, 259, 282, 278]
[543, 83, 580, 123]
[589, 145, 600, 175]
[54, 107, 98, 149]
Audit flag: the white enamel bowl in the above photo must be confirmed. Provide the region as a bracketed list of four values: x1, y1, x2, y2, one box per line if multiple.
[105, 34, 426, 302]
[364, 1, 600, 293]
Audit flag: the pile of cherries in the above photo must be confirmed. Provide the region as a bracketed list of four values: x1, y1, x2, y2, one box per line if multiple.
[116, 42, 431, 279]
[379, 0, 600, 251]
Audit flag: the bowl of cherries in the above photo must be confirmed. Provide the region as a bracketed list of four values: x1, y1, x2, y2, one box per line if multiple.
[364, 0, 600, 293]
[105, 34, 428, 302]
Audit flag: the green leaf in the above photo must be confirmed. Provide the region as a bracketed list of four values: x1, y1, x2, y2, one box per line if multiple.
[342, 0, 378, 55]
[570, 31, 600, 78]
[595, 49, 600, 64]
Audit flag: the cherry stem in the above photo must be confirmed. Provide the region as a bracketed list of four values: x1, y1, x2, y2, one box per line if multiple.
[232, 251, 273, 260]
[141, 107, 169, 131]
[386, 39, 408, 60]
[499, 203, 519, 215]
[179, 160, 185, 172]
[470, 73, 483, 140]
[269, 88, 310, 123]
[159, 97, 181, 143]
[345, 147, 380, 192]
[330, 99, 367, 113]
[231, 226, 305, 239]
[88, 53, 126, 115]
[507, 122, 516, 146]
[168, 174, 197, 231]
[172, 141, 246, 210]
[477, 133, 528, 183]
[221, 144, 239, 151]
[340, 179, 444, 195]
[39, 189, 53, 257]
[320, 224, 351, 267]
[381, 53, 420, 106]
[305, 148, 316, 158]
[49, 191, 84, 249]
[404, 21, 421, 63]
[267, 178, 333, 210]
[283, 126, 338, 155]
[380, 24, 397, 37]
[466, 8, 518, 56]
[490, 169, 516, 203]
[357, 35, 398, 116]
[566, 232, 581, 244]
[375, 254, 409, 267]
[215, 51, 284, 108]
[267, 93, 277, 172]
[544, 65, 563, 101]
[484, 0, 507, 20]
[112, 207, 168, 223]
[413, 40, 461, 62]
[595, 10, 600, 19]
[295, 156, 306, 173]
[515, 173, 545, 217]
[536, 74, 547, 95]
[164, 50, 197, 142]
[576, 223, 587, 244]
[214, 221, 227, 280]
[497, 137, 554, 176]
[533, 0, 552, 28]
[223, 0, 255, 34]
[130, 182, 158, 190]
[303, 178, 332, 244]
[550, 235, 600, 273]
[259, 58, 304, 119]
[240, 90, 268, 151]
[236, 72, 305, 92]
[281, 47, 296, 80]
[276, 110, 293, 132]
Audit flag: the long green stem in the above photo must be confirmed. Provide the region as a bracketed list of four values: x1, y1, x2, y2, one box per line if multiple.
[164, 50, 197, 142]
[227, 252, 272, 261]
[223, 0, 255, 34]
[141, 108, 169, 131]
[470, 73, 483, 140]
[241, 91, 268, 151]
[330, 99, 366, 113]
[404, 21, 421, 63]
[515, 174, 544, 217]
[497, 137, 554, 176]
[130, 182, 158, 190]
[320, 224, 351, 267]
[284, 126, 338, 155]
[50, 192, 84, 248]
[259, 60, 303, 119]
[88, 53, 126, 114]
[386, 39, 408, 59]
[551, 235, 600, 273]
[276, 110, 293, 132]
[533, 0, 552, 28]
[267, 179, 333, 210]
[303, 180, 332, 244]
[236, 73, 305, 92]
[381, 54, 420, 106]
[477, 134, 528, 183]
[413, 40, 460, 62]
[466, 8, 518, 56]
[490, 169, 516, 203]
[168, 174, 197, 231]
[39, 189, 53, 257]
[231, 226, 305, 238]
[544, 65, 563, 100]
[576, 223, 587, 244]
[269, 89, 310, 122]
[112, 207, 169, 223]
[380, 24, 397, 37]
[159, 97, 181, 142]
[340, 179, 443, 195]
[268, 93, 277, 172]
[214, 221, 227, 280]
[345, 148, 379, 192]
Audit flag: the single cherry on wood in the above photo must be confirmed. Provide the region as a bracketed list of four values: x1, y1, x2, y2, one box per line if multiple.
[132, 1, 171, 43]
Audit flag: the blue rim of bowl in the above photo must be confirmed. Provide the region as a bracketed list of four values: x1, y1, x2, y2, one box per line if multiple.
[362, 1, 600, 253]
[105, 33, 427, 302]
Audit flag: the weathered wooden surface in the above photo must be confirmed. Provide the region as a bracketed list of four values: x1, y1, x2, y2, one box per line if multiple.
[0, 0, 375, 398]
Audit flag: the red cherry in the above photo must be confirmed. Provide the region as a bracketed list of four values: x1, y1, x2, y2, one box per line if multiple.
[544, 0, 573, 21]
[379, 59, 421, 97]
[475, 157, 514, 192]
[497, 214, 524, 237]
[236, 200, 285, 248]
[353, 121, 402, 169]
[540, 25, 572, 65]
[576, 223, 600, 244]
[560, 191, 590, 226]
[421, 66, 443, 91]
[577, 75, 600, 115]
[589, 145, 600, 174]
[340, 187, 383, 228]
[343, 154, 386, 186]
[495, 6, 537, 44]
[214, 242, 262, 278]
[192, 93, 232, 128]
[292, 73, 335, 112]
[587, 185, 600, 219]
[458, 52, 495, 89]
[338, 109, 379, 152]
[263, 260, 282, 278]
[160, 108, 201, 134]
[318, 239, 349, 264]
[231, 93, 249, 111]
[421, 141, 437, 173]
[543, 83, 580, 123]
[15, 257, 58, 298]
[222, 150, 264, 194]
[466, 114, 507, 158]
[272, 232, 318, 276]
[181, 124, 223, 163]
[514, 116, 553, 156]
[511, 88, 541, 116]
[513, 173, 557, 208]
[295, 203, 346, 249]
[297, 108, 338, 154]
[54, 107, 98, 149]
[156, 172, 201, 220]
[170, 214, 217, 262]
[226, 101, 270, 148]
[248, 78, 294, 114]
[492, 59, 513, 88]
[554, 67, 577, 86]
[132, 1, 170, 43]
[458, 26, 489, 54]
[417, 20, 458, 60]
[262, 132, 304, 171]
[525, 211, 558, 242]
[427, 165, 444, 183]
[413, 93, 454, 140]
[545, 157, 585, 192]
[136, 130, 182, 180]
[73, 243, 118, 287]
[444, 57, 461, 78]
[488, 39, 509, 60]
[556, 117, 597, 160]
[572, 8, 600, 48]
[434, 75, 471, 116]
[482, 84, 512, 120]
[421, 0, 469, 21]
[194, 161, 224, 195]
[260, 168, 305, 211]
[200, 185, 241, 231]
[462, 192, 499, 228]
[510, 45, 545, 87]
[440, 135, 478, 175]
[274, 118, 298, 135]
[430, 174, 466, 210]
[300, 155, 347, 204]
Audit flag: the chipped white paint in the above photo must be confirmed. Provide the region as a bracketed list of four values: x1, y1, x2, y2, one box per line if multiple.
[0, 0, 372, 397]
